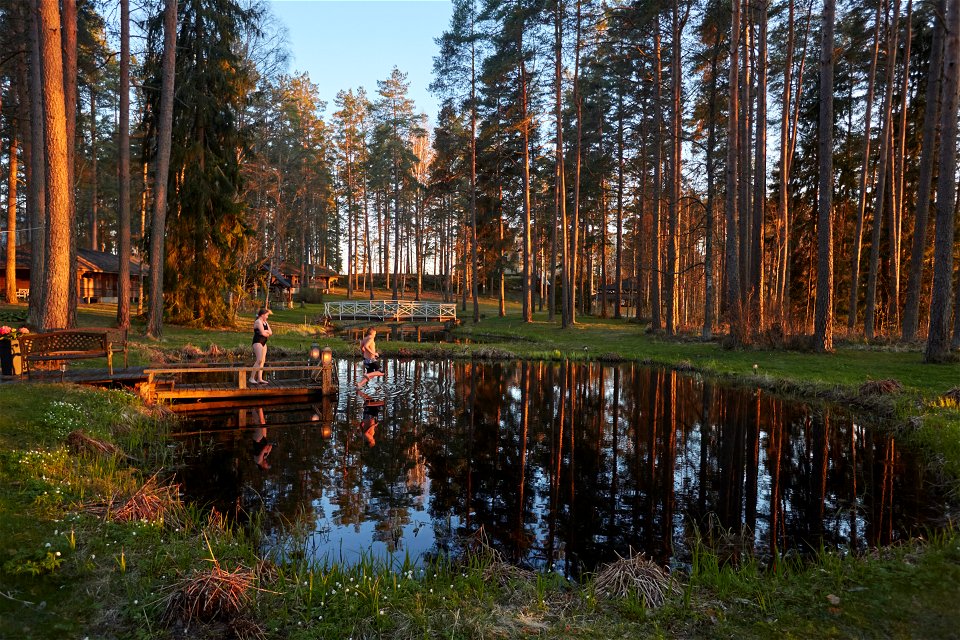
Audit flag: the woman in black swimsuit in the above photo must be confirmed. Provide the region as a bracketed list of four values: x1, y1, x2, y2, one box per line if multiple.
[250, 308, 272, 385]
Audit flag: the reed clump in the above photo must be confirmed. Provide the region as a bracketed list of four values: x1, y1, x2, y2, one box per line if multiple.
[66, 429, 122, 457]
[86, 473, 180, 523]
[162, 561, 258, 632]
[592, 552, 672, 607]
[858, 378, 904, 396]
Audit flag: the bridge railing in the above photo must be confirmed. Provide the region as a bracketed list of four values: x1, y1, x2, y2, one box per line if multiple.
[324, 300, 457, 322]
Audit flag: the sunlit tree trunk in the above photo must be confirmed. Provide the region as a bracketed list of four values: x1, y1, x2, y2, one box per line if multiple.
[848, 3, 882, 332]
[36, 0, 71, 331]
[116, 0, 131, 329]
[554, 0, 568, 327]
[902, 0, 946, 341]
[614, 91, 624, 320]
[518, 8, 532, 323]
[665, 0, 683, 335]
[865, 0, 901, 340]
[724, 0, 742, 337]
[62, 0, 78, 328]
[703, 32, 721, 340]
[5, 128, 17, 306]
[568, 0, 583, 326]
[27, 0, 46, 327]
[814, 0, 836, 352]
[651, 24, 663, 332]
[751, 0, 768, 329]
[89, 88, 98, 251]
[923, 0, 960, 362]
[889, 0, 913, 332]
[146, 0, 177, 339]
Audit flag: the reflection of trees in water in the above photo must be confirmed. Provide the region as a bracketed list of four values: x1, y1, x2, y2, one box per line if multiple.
[175, 359, 935, 575]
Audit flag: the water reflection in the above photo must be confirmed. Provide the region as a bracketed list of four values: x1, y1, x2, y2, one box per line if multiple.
[173, 360, 940, 576]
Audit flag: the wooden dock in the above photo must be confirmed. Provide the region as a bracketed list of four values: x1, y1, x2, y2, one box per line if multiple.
[324, 300, 457, 322]
[140, 364, 337, 406]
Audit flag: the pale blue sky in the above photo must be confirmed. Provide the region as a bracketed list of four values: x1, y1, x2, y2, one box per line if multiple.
[269, 0, 453, 125]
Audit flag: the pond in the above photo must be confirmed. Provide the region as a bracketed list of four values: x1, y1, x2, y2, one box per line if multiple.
[172, 359, 944, 577]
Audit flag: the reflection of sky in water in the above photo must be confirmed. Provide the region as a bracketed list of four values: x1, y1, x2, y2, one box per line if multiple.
[173, 359, 943, 577]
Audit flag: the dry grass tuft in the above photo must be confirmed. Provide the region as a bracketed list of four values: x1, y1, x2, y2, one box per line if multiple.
[205, 507, 231, 534]
[86, 473, 180, 523]
[482, 553, 537, 588]
[66, 430, 122, 457]
[228, 615, 267, 640]
[207, 343, 227, 358]
[163, 562, 256, 628]
[859, 378, 904, 396]
[943, 387, 960, 405]
[592, 552, 672, 607]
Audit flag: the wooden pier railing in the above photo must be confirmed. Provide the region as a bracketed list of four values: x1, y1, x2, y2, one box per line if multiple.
[323, 300, 457, 322]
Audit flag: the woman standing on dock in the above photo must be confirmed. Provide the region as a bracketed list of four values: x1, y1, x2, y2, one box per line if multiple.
[250, 308, 273, 385]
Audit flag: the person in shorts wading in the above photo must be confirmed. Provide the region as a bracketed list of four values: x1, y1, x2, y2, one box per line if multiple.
[356, 327, 384, 388]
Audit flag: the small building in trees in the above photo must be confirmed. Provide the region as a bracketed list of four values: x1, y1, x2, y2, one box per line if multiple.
[0, 245, 142, 304]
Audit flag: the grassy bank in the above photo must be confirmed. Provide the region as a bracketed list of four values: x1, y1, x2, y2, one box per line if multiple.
[1, 384, 958, 639]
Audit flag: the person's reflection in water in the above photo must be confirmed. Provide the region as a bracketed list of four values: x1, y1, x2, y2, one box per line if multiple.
[250, 407, 272, 470]
[357, 390, 384, 447]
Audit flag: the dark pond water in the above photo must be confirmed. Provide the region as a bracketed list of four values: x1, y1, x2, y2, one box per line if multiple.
[172, 359, 944, 577]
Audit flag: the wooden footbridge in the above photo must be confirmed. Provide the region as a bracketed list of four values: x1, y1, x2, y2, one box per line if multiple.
[324, 300, 457, 322]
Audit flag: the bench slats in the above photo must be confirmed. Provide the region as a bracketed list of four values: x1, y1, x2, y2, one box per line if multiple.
[19, 330, 114, 377]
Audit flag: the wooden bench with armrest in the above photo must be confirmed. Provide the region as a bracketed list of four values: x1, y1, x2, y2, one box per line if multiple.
[18, 330, 114, 378]
[104, 328, 129, 369]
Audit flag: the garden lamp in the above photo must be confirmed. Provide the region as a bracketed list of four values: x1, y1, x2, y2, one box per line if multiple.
[309, 343, 321, 363]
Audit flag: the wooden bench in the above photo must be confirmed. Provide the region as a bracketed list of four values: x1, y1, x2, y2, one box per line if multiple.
[19, 330, 114, 378]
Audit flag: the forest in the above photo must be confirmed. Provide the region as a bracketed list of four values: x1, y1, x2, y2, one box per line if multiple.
[0, 0, 958, 361]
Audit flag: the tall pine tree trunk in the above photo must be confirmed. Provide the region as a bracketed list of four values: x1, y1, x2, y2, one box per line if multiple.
[751, 0, 768, 329]
[614, 92, 624, 319]
[889, 0, 913, 332]
[865, 0, 901, 340]
[725, 0, 742, 338]
[568, 0, 583, 326]
[5, 128, 17, 306]
[36, 0, 71, 331]
[90, 88, 98, 251]
[554, 0, 568, 327]
[665, 0, 683, 335]
[651, 25, 663, 332]
[27, 0, 46, 327]
[703, 38, 721, 340]
[777, 0, 796, 323]
[116, 0, 131, 329]
[146, 0, 177, 339]
[848, 3, 882, 331]
[923, 0, 960, 362]
[738, 11, 752, 305]
[902, 0, 945, 341]
[814, 0, 836, 352]
[470, 32, 479, 323]
[519, 17, 533, 323]
[62, 0, 78, 328]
